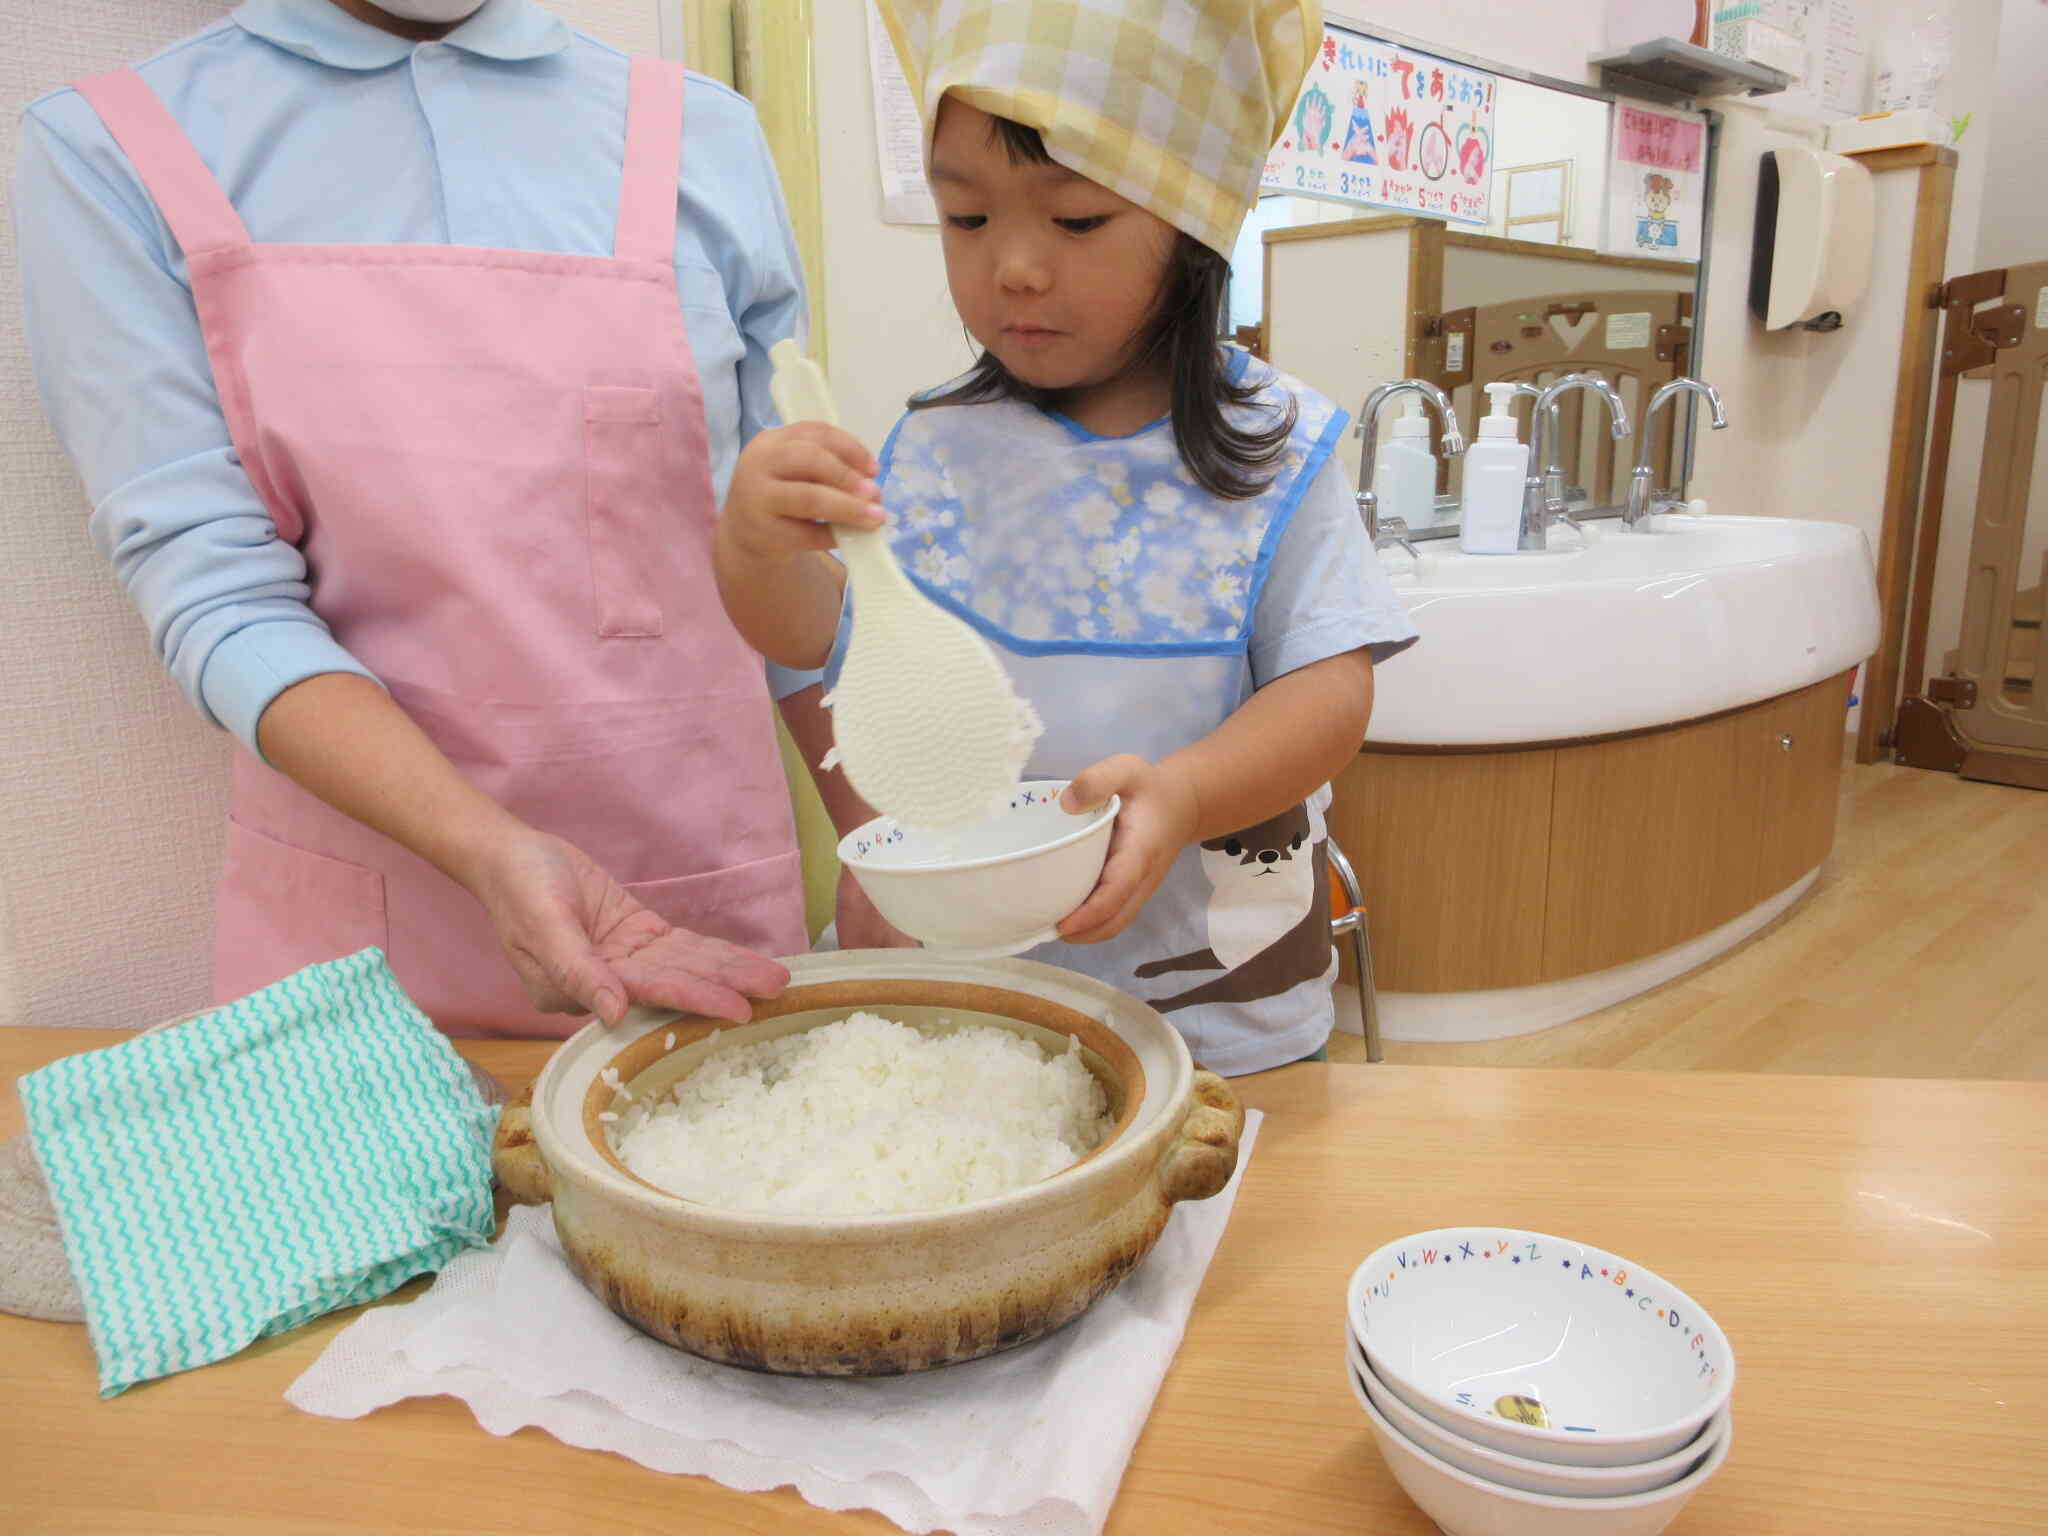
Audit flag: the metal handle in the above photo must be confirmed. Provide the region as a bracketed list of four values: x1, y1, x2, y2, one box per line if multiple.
[1779, 734, 1795, 752]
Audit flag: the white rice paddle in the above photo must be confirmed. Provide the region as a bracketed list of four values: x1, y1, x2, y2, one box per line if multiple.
[768, 340, 1042, 828]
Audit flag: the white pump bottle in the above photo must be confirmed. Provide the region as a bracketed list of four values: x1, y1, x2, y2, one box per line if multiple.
[1375, 397, 1439, 530]
[1458, 382, 1530, 555]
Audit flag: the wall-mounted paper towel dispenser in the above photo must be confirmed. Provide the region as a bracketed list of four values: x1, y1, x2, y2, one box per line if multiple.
[1749, 147, 1875, 332]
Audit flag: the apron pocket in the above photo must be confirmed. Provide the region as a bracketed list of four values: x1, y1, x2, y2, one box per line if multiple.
[213, 818, 390, 1005]
[582, 384, 666, 640]
[624, 848, 806, 961]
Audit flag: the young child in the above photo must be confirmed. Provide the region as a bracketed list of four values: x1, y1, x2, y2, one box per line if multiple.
[716, 0, 1417, 1073]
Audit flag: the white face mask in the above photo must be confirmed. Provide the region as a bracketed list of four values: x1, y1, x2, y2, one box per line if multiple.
[365, 0, 488, 22]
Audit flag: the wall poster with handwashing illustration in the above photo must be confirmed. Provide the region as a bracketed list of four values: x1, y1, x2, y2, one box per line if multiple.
[1262, 26, 1496, 226]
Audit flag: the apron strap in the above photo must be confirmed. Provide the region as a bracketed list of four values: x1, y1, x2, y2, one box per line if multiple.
[72, 70, 252, 257]
[614, 57, 686, 265]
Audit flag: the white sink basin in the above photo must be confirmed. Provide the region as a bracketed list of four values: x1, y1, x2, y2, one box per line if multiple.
[1368, 513, 1881, 746]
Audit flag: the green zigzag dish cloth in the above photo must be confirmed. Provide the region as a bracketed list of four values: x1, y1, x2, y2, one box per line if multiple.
[19, 948, 498, 1397]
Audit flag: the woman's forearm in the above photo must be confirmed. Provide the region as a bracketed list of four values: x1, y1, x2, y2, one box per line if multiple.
[253, 672, 522, 889]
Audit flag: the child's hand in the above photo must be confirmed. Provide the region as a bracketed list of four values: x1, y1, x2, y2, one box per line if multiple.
[720, 422, 884, 563]
[1055, 755, 1199, 945]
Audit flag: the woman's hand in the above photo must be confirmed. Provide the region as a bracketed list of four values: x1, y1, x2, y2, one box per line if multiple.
[464, 827, 790, 1026]
[719, 421, 884, 562]
[1054, 755, 1200, 945]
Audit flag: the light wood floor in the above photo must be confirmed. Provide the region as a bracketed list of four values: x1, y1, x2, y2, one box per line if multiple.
[1327, 744, 2048, 1079]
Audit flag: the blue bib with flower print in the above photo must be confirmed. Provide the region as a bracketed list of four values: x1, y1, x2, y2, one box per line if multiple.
[882, 355, 1344, 655]
[870, 352, 1358, 1075]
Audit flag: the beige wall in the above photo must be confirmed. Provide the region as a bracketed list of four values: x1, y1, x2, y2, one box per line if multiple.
[1266, 226, 1413, 439]
[1, 4, 252, 1033]
[1442, 245, 1692, 310]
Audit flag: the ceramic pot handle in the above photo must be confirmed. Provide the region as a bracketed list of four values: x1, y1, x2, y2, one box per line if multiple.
[1159, 1068, 1245, 1205]
[491, 1080, 552, 1206]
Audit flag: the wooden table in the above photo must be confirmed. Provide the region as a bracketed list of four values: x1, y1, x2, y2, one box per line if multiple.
[4, 1031, 2044, 1534]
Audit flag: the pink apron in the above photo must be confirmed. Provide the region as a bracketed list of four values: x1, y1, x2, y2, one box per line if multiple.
[76, 62, 807, 1037]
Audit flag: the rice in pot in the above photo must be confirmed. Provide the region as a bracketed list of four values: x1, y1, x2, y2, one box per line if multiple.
[606, 1012, 1113, 1216]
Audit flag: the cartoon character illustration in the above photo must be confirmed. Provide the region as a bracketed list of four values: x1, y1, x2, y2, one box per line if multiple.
[1294, 83, 1334, 158]
[1132, 801, 1331, 1014]
[1382, 106, 1414, 173]
[1417, 111, 1451, 181]
[1636, 172, 1679, 250]
[1456, 124, 1489, 186]
[1340, 79, 1378, 164]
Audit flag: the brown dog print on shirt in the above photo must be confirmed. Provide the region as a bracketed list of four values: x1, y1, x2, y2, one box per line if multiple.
[1133, 801, 1331, 1014]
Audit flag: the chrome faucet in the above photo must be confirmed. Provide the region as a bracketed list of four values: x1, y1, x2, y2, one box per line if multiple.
[1523, 374, 1629, 551]
[1355, 379, 1465, 553]
[1509, 382, 1566, 515]
[1624, 377, 1728, 529]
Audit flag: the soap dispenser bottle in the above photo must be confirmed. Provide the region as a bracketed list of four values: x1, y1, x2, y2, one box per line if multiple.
[1375, 397, 1439, 530]
[1459, 382, 1530, 555]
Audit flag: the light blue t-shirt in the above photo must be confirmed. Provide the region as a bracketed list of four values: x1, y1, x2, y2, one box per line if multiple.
[14, 0, 818, 750]
[834, 358, 1419, 1075]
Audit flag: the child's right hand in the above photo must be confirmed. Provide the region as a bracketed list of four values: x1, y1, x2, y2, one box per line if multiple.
[720, 422, 885, 562]
[1055, 755, 1201, 945]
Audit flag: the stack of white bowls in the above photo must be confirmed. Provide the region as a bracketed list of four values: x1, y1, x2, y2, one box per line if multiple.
[1344, 1227, 1735, 1536]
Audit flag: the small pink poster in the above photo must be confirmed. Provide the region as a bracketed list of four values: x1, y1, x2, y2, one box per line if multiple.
[1604, 101, 1707, 263]
[1615, 107, 1706, 176]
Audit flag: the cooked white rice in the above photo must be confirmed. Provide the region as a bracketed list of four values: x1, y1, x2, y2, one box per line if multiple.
[606, 1011, 1112, 1216]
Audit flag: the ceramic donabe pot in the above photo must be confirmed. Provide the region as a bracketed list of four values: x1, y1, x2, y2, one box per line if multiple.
[491, 952, 1245, 1376]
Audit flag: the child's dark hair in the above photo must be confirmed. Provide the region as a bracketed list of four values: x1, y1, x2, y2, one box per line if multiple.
[910, 115, 1296, 501]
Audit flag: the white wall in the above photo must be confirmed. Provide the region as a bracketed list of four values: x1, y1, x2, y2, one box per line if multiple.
[813, 0, 973, 448]
[1482, 79, 1612, 249]
[1973, 0, 2048, 270]
[1922, 0, 2048, 691]
[1685, 1, 2004, 737]
[0, 4, 248, 1036]
[1322, 0, 1605, 87]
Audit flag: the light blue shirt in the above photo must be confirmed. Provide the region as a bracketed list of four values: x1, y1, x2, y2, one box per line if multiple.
[831, 367, 1417, 1075]
[13, 0, 816, 751]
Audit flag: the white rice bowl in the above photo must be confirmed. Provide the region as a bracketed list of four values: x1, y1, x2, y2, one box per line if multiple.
[606, 1011, 1113, 1217]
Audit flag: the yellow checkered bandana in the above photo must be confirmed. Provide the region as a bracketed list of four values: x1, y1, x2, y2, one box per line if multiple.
[875, 0, 1322, 256]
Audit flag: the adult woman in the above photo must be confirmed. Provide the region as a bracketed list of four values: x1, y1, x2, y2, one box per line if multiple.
[16, 0, 888, 1035]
